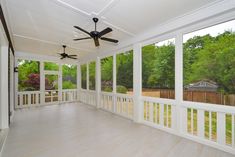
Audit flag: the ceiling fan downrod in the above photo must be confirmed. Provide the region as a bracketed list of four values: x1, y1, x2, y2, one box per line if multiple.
[63, 45, 66, 53]
[93, 17, 99, 31]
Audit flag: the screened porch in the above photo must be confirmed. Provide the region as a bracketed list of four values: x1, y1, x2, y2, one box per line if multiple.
[0, 0, 235, 156]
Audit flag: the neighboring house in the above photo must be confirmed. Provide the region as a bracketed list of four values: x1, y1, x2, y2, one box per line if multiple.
[184, 80, 218, 92]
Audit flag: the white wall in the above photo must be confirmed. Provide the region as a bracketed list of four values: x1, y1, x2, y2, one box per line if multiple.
[9, 50, 14, 121]
[0, 46, 9, 129]
[0, 19, 10, 129]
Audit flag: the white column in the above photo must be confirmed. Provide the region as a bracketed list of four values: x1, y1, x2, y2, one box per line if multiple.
[96, 57, 101, 108]
[58, 64, 62, 102]
[86, 63, 89, 90]
[113, 55, 116, 93]
[77, 63, 81, 101]
[40, 61, 45, 105]
[133, 43, 142, 123]
[175, 33, 184, 133]
[15, 57, 19, 108]
[0, 46, 9, 129]
[113, 54, 116, 113]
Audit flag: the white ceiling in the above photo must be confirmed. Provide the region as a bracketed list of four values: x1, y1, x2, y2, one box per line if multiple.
[4, 0, 219, 59]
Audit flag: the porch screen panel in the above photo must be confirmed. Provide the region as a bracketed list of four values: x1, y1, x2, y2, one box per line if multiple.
[62, 64, 77, 89]
[81, 64, 87, 89]
[142, 38, 175, 99]
[101, 56, 113, 92]
[44, 62, 59, 71]
[89, 61, 96, 90]
[116, 50, 133, 95]
[183, 19, 235, 106]
[18, 59, 40, 91]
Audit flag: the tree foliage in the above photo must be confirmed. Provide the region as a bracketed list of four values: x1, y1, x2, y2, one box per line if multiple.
[81, 64, 87, 89]
[18, 60, 40, 91]
[183, 31, 235, 93]
[142, 42, 175, 89]
[89, 62, 96, 90]
[116, 50, 133, 89]
[101, 56, 113, 91]
[18, 61, 77, 91]
[62, 64, 77, 89]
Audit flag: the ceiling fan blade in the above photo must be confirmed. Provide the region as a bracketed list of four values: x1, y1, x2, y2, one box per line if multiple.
[73, 37, 91, 41]
[60, 57, 65, 59]
[98, 27, 112, 37]
[94, 38, 100, 47]
[100, 37, 118, 43]
[67, 56, 77, 59]
[74, 26, 91, 36]
[68, 55, 77, 57]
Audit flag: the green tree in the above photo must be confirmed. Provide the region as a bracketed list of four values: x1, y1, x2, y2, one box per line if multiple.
[184, 31, 235, 93]
[62, 64, 77, 89]
[142, 42, 175, 89]
[116, 50, 133, 89]
[18, 60, 40, 91]
[101, 56, 113, 92]
[81, 64, 87, 89]
[89, 62, 96, 90]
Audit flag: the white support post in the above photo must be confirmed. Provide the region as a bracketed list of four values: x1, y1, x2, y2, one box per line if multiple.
[175, 33, 184, 133]
[133, 43, 142, 123]
[15, 57, 19, 108]
[77, 63, 81, 101]
[40, 61, 45, 105]
[113, 54, 116, 113]
[96, 57, 101, 109]
[113, 55, 117, 93]
[0, 46, 9, 129]
[58, 64, 62, 102]
[87, 63, 89, 91]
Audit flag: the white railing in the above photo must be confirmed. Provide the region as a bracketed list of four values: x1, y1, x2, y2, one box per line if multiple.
[79, 90, 96, 106]
[100, 92, 134, 120]
[141, 97, 177, 131]
[16, 89, 79, 109]
[16, 91, 41, 109]
[16, 90, 235, 154]
[62, 89, 78, 102]
[140, 96, 235, 154]
[101, 92, 114, 112]
[180, 101, 235, 152]
[116, 93, 134, 119]
[45, 90, 59, 103]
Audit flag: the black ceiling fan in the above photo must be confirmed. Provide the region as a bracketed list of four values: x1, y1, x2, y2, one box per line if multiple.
[73, 17, 118, 47]
[58, 45, 77, 60]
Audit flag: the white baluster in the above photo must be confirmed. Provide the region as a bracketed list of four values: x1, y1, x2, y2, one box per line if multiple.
[197, 109, 204, 138]
[217, 112, 225, 145]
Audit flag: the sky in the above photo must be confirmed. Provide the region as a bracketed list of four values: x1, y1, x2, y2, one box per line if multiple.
[155, 19, 235, 46]
[183, 19, 235, 43]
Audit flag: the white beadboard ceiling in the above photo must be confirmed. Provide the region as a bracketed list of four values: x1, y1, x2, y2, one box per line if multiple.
[4, 0, 219, 59]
